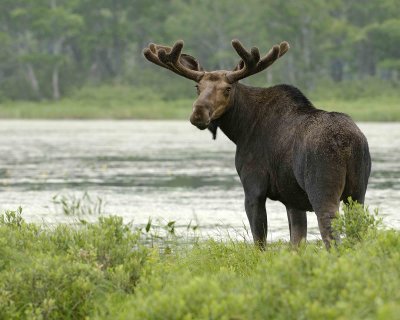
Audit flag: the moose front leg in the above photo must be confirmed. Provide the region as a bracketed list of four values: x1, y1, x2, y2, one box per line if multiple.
[244, 191, 268, 249]
[237, 157, 269, 249]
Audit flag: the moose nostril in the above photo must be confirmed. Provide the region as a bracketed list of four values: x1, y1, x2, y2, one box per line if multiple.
[192, 107, 202, 117]
[194, 113, 202, 120]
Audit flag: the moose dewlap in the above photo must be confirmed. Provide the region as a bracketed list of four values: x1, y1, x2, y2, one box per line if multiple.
[143, 39, 371, 249]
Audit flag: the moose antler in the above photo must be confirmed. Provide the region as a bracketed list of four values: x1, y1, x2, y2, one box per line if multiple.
[143, 40, 204, 82]
[226, 40, 290, 83]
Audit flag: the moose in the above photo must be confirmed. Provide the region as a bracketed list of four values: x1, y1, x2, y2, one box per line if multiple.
[143, 39, 371, 249]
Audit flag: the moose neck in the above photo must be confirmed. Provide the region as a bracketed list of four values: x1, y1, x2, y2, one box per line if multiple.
[216, 83, 281, 145]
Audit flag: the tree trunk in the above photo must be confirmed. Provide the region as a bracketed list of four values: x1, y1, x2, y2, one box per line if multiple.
[330, 59, 343, 82]
[26, 63, 41, 99]
[50, 0, 63, 100]
[358, 41, 376, 77]
[301, 16, 312, 88]
[50, 37, 64, 100]
[112, 0, 122, 76]
[52, 64, 60, 100]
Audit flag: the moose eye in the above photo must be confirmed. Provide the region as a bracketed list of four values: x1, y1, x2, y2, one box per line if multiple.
[195, 85, 200, 95]
[224, 87, 231, 96]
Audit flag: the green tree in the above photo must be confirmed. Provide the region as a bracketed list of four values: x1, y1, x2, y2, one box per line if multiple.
[8, 0, 83, 99]
[0, 0, 399, 101]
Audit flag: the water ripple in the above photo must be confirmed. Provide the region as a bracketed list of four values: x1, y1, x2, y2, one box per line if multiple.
[0, 120, 399, 240]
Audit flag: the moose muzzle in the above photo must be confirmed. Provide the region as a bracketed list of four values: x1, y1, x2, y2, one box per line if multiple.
[190, 104, 211, 130]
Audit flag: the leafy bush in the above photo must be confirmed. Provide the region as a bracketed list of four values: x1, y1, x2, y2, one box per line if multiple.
[0, 204, 399, 319]
[103, 231, 400, 320]
[0, 212, 148, 319]
[0, 207, 24, 228]
[333, 198, 382, 245]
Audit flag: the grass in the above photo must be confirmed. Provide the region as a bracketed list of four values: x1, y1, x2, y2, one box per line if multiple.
[0, 202, 399, 319]
[315, 96, 400, 121]
[0, 94, 191, 120]
[0, 85, 399, 121]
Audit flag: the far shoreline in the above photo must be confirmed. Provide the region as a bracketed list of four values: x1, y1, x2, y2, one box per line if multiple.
[0, 96, 399, 122]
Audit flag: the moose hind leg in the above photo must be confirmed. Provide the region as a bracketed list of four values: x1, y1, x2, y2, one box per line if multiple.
[305, 165, 345, 249]
[286, 207, 307, 246]
[244, 193, 268, 249]
[315, 205, 340, 249]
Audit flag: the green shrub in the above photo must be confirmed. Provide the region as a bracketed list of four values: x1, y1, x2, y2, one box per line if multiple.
[333, 198, 382, 245]
[0, 206, 399, 319]
[0, 207, 24, 228]
[0, 213, 148, 319]
[101, 231, 400, 320]
[1, 255, 105, 319]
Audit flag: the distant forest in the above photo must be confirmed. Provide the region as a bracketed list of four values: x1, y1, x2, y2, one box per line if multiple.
[0, 0, 399, 100]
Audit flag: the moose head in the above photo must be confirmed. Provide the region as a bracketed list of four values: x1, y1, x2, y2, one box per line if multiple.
[143, 40, 289, 130]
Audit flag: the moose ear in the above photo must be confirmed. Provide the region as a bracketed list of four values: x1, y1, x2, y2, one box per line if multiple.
[180, 53, 204, 71]
[208, 121, 218, 140]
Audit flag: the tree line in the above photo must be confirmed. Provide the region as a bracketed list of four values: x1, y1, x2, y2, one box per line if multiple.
[0, 0, 399, 101]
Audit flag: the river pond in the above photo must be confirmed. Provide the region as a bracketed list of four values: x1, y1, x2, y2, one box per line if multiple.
[0, 120, 399, 241]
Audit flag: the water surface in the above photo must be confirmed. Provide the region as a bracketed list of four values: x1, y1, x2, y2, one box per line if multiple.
[0, 120, 398, 240]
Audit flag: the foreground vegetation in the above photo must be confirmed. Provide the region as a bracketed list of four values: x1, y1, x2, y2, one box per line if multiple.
[0, 83, 399, 121]
[0, 203, 399, 319]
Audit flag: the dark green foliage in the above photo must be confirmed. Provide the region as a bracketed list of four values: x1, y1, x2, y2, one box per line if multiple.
[0, 0, 399, 101]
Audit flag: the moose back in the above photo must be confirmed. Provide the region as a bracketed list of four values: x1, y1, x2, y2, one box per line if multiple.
[143, 40, 371, 249]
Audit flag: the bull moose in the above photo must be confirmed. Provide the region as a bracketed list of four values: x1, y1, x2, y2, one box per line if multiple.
[143, 39, 371, 249]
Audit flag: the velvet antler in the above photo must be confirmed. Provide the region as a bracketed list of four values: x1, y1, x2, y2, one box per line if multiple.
[226, 40, 289, 83]
[143, 40, 204, 82]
